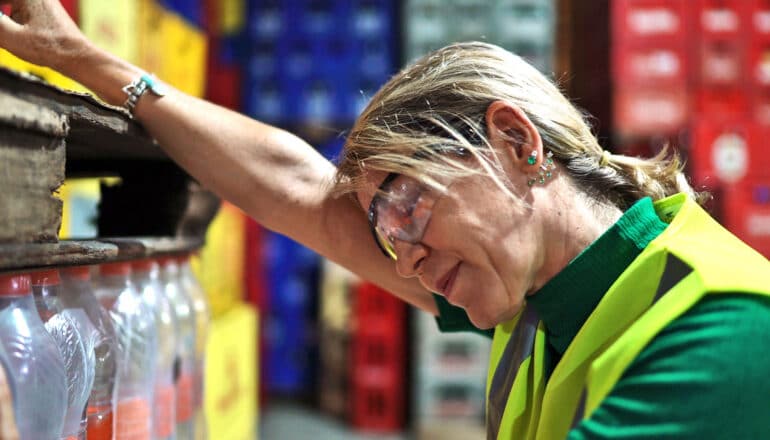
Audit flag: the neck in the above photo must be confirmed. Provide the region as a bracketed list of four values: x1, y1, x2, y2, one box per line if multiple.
[530, 182, 623, 294]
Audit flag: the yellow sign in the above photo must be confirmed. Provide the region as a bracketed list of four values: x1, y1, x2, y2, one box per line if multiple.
[204, 304, 258, 440]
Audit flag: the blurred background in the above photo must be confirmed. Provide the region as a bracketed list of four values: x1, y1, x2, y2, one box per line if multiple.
[1, 0, 769, 439]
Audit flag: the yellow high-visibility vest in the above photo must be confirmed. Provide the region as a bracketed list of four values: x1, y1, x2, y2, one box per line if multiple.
[486, 193, 770, 440]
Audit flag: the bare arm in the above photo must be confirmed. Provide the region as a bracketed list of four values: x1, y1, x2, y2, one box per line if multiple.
[0, 0, 437, 313]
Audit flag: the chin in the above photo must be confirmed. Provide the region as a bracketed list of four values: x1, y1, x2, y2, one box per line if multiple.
[467, 301, 524, 330]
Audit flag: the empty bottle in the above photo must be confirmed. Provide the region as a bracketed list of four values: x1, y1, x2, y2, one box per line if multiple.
[133, 259, 178, 440]
[60, 266, 119, 440]
[176, 253, 211, 440]
[94, 262, 158, 440]
[0, 273, 67, 439]
[31, 269, 97, 440]
[159, 257, 196, 439]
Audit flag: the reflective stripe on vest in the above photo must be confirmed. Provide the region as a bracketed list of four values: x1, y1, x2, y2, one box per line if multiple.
[486, 306, 539, 440]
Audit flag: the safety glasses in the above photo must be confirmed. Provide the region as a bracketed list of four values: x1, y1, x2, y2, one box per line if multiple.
[367, 172, 440, 260]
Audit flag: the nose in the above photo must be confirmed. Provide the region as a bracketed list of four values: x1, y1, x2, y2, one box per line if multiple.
[393, 240, 429, 278]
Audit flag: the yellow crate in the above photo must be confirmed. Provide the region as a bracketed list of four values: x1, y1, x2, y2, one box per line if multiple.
[79, 0, 140, 64]
[204, 303, 258, 440]
[191, 202, 247, 318]
[161, 9, 208, 97]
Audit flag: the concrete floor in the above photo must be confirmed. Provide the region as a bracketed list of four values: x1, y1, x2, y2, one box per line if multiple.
[258, 403, 409, 440]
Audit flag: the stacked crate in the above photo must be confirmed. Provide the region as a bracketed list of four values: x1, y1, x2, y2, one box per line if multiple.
[349, 282, 407, 432]
[404, 0, 555, 72]
[413, 312, 490, 429]
[243, 0, 398, 125]
[612, 0, 770, 257]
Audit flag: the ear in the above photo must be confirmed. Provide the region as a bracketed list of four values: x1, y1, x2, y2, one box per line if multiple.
[485, 100, 544, 173]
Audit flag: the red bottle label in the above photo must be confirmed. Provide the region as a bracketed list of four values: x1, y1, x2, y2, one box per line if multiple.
[115, 397, 151, 440]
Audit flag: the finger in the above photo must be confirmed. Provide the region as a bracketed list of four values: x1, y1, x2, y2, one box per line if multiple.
[0, 9, 23, 38]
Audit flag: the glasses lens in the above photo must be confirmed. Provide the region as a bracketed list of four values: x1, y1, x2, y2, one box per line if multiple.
[373, 227, 398, 260]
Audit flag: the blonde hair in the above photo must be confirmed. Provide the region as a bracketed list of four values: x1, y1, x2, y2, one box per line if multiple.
[334, 42, 705, 209]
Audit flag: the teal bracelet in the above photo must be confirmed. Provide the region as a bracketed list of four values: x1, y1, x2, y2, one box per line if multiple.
[121, 73, 167, 117]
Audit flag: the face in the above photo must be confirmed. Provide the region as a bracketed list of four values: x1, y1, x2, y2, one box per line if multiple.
[357, 166, 547, 329]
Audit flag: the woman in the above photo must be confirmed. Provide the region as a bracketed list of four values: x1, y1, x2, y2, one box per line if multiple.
[1, 1, 769, 438]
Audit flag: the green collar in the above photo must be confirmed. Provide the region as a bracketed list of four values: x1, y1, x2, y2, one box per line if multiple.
[527, 197, 669, 355]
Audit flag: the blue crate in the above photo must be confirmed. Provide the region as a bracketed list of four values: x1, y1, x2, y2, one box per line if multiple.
[243, 77, 287, 123]
[263, 231, 321, 393]
[159, 0, 204, 28]
[247, 0, 287, 41]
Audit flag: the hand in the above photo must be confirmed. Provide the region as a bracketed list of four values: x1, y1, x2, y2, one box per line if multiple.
[0, 0, 91, 72]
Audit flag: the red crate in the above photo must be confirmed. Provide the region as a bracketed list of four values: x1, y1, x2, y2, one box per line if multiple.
[750, 0, 770, 40]
[696, 39, 746, 86]
[613, 0, 691, 46]
[694, 88, 747, 118]
[205, 37, 242, 110]
[722, 182, 770, 258]
[695, 0, 748, 39]
[349, 282, 407, 432]
[614, 84, 690, 137]
[613, 44, 689, 85]
[751, 88, 770, 124]
[350, 367, 404, 431]
[689, 118, 756, 188]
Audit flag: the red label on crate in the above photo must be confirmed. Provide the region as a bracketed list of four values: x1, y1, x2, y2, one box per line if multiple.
[628, 7, 682, 36]
[702, 8, 741, 33]
[154, 384, 176, 437]
[115, 397, 151, 440]
[176, 373, 194, 422]
[615, 86, 689, 136]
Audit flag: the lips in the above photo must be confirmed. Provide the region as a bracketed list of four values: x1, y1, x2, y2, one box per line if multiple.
[436, 262, 461, 299]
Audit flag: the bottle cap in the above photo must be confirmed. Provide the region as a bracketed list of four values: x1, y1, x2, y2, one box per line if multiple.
[30, 269, 61, 286]
[100, 262, 131, 276]
[131, 258, 157, 273]
[0, 274, 32, 296]
[61, 266, 91, 281]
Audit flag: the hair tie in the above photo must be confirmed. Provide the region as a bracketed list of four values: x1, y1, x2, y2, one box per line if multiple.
[599, 150, 612, 167]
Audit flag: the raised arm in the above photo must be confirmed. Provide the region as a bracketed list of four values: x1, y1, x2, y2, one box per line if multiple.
[0, 0, 437, 313]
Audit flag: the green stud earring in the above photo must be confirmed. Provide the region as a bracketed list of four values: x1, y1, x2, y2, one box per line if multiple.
[527, 150, 538, 166]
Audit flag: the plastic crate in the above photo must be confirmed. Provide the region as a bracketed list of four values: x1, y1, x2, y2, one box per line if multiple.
[750, 0, 770, 41]
[613, 44, 689, 85]
[613, 84, 690, 137]
[722, 181, 770, 258]
[613, 0, 691, 47]
[689, 117, 754, 189]
[695, 0, 748, 39]
[350, 366, 405, 431]
[160, 0, 205, 28]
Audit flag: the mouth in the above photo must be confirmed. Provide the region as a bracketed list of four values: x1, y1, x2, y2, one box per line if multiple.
[436, 262, 461, 299]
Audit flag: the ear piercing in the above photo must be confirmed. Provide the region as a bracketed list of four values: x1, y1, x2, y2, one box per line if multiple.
[527, 151, 555, 187]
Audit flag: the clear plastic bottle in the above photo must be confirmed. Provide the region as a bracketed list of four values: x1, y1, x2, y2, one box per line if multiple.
[0, 273, 67, 439]
[60, 266, 119, 440]
[158, 257, 196, 439]
[176, 253, 211, 440]
[132, 259, 178, 440]
[94, 262, 158, 440]
[31, 269, 97, 440]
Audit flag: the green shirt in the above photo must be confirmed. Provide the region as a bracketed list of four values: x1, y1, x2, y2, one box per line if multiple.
[435, 197, 770, 438]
